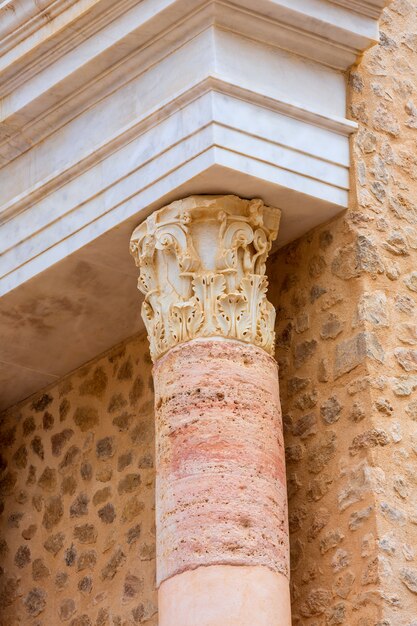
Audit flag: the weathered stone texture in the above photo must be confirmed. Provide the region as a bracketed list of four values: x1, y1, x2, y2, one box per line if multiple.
[153, 339, 289, 585]
[269, 3, 417, 622]
[0, 333, 156, 625]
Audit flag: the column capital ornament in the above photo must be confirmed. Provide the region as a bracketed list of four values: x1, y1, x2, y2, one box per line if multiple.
[130, 195, 280, 361]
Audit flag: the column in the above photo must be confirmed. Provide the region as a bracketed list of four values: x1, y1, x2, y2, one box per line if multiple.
[130, 195, 290, 626]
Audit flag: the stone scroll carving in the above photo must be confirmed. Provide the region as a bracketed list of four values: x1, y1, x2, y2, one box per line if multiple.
[130, 195, 280, 361]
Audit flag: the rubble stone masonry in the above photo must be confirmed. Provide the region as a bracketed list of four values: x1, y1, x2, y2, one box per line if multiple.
[0, 333, 157, 626]
[268, 0, 417, 623]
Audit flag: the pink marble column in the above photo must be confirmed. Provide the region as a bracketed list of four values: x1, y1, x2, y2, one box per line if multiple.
[130, 196, 291, 625]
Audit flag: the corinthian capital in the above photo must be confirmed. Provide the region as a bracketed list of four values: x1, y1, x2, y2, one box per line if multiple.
[130, 195, 280, 361]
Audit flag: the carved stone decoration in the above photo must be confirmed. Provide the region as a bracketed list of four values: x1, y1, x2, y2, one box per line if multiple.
[130, 195, 280, 361]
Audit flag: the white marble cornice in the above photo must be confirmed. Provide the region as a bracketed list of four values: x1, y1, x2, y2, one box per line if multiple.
[0, 0, 388, 163]
[0, 0, 390, 410]
[329, 0, 391, 19]
[0, 0, 383, 78]
[0, 0, 79, 53]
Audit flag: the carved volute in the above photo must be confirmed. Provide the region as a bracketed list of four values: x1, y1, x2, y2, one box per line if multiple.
[130, 195, 280, 361]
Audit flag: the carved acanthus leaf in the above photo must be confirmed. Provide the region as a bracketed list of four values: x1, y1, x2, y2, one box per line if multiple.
[130, 195, 280, 361]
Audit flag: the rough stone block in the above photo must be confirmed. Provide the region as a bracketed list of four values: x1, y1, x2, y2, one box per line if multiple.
[334, 332, 384, 379]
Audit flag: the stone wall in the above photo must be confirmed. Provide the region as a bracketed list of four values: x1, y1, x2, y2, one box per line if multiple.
[269, 0, 417, 623]
[0, 332, 157, 626]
